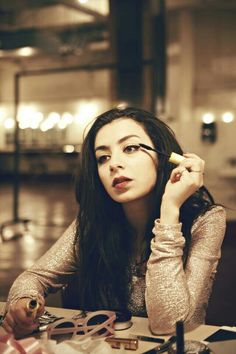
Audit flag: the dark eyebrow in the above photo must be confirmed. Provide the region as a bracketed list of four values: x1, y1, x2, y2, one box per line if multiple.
[95, 134, 140, 152]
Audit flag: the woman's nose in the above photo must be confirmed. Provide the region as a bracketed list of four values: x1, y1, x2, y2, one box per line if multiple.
[109, 162, 124, 172]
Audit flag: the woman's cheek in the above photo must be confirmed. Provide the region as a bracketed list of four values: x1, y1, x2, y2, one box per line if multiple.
[98, 169, 108, 189]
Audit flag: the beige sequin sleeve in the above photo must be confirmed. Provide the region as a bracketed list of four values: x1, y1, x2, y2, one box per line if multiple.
[6, 220, 78, 309]
[145, 206, 226, 334]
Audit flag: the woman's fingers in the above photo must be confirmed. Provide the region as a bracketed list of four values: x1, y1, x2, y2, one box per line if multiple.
[170, 166, 188, 183]
[170, 157, 204, 188]
[0, 325, 8, 336]
[14, 322, 39, 339]
[182, 153, 205, 173]
[1, 298, 44, 337]
[1, 312, 15, 333]
[171, 153, 204, 182]
[2, 310, 39, 337]
[171, 166, 203, 186]
[164, 153, 205, 208]
[2, 307, 27, 334]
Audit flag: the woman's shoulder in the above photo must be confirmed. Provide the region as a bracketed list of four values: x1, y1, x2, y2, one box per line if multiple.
[59, 219, 78, 244]
[191, 205, 226, 235]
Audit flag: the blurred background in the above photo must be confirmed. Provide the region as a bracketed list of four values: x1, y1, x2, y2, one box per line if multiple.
[0, 0, 235, 326]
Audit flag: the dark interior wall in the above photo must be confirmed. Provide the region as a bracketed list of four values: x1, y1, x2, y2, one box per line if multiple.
[206, 221, 236, 326]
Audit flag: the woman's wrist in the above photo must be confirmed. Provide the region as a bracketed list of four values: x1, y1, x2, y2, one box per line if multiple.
[160, 199, 180, 225]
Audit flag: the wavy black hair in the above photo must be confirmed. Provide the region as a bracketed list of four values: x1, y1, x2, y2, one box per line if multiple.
[74, 107, 214, 311]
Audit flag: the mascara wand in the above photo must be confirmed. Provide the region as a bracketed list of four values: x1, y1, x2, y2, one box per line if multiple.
[139, 143, 185, 165]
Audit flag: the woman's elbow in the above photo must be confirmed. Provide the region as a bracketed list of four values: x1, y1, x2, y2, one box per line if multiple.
[147, 305, 192, 335]
[148, 316, 178, 335]
[148, 313, 202, 335]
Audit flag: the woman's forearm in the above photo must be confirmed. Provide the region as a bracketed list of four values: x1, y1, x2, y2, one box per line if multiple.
[5, 220, 78, 311]
[145, 207, 226, 334]
[145, 221, 188, 334]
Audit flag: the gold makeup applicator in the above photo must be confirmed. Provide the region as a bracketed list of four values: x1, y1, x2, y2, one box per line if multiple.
[26, 299, 39, 318]
[139, 143, 185, 165]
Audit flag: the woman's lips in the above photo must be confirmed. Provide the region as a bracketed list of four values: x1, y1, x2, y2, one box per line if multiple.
[112, 177, 132, 188]
[114, 180, 131, 189]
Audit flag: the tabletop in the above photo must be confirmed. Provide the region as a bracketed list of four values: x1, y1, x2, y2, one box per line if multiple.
[0, 302, 220, 353]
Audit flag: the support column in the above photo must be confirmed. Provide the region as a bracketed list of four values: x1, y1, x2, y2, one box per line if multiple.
[109, 0, 144, 107]
[150, 0, 166, 115]
[179, 9, 194, 123]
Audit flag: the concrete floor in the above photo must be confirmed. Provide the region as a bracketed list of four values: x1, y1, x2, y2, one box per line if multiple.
[0, 177, 235, 325]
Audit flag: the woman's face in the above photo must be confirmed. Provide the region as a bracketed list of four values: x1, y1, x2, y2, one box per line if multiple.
[94, 118, 158, 204]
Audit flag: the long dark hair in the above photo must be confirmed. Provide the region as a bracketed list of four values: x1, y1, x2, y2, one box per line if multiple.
[75, 107, 214, 311]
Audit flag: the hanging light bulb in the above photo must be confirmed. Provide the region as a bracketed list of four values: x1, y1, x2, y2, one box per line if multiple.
[222, 112, 234, 123]
[201, 112, 217, 143]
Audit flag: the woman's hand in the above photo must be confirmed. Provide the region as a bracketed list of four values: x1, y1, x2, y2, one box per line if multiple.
[160, 153, 205, 224]
[1, 297, 45, 338]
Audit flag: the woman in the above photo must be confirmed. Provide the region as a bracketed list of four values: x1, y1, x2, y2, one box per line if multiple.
[1, 107, 225, 337]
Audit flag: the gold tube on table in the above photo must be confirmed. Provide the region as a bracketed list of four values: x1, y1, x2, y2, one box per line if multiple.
[26, 299, 39, 318]
[105, 337, 139, 350]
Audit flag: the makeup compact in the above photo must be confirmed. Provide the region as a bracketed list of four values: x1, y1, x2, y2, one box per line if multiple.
[114, 310, 133, 330]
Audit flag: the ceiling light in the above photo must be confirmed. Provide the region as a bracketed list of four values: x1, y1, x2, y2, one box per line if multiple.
[222, 112, 234, 123]
[17, 47, 37, 57]
[63, 145, 75, 153]
[4, 118, 15, 130]
[202, 113, 215, 124]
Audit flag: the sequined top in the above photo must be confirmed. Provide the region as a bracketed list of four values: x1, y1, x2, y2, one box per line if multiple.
[6, 206, 226, 334]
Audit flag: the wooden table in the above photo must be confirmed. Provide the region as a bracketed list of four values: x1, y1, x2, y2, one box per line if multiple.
[0, 302, 219, 353]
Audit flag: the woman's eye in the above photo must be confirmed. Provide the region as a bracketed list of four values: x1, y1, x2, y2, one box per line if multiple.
[124, 144, 140, 153]
[96, 155, 110, 164]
